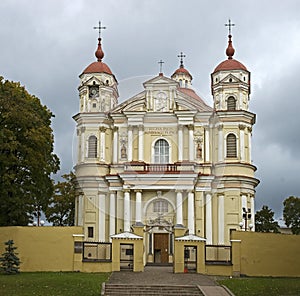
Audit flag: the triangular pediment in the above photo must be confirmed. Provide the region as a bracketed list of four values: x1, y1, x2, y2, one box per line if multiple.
[220, 73, 242, 84]
[143, 75, 178, 88]
[82, 76, 103, 86]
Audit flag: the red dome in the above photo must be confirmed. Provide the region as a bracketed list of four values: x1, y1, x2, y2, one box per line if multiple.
[172, 67, 192, 79]
[214, 59, 248, 73]
[82, 61, 113, 75]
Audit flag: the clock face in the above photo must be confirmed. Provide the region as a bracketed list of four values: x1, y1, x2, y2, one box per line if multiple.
[89, 86, 99, 98]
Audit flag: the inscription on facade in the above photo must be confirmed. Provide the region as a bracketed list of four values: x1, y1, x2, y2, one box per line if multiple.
[144, 127, 176, 135]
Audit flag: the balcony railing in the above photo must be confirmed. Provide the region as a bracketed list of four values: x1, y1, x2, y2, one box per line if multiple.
[124, 162, 195, 173]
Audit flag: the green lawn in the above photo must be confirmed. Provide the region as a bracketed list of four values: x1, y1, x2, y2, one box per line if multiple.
[0, 272, 110, 296]
[219, 277, 300, 296]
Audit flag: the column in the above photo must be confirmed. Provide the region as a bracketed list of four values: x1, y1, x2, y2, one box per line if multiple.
[99, 127, 106, 161]
[176, 190, 183, 226]
[250, 195, 255, 231]
[98, 193, 106, 241]
[80, 127, 85, 162]
[138, 125, 144, 161]
[241, 194, 247, 231]
[239, 125, 245, 161]
[218, 124, 223, 162]
[188, 125, 194, 161]
[205, 127, 210, 162]
[218, 195, 224, 245]
[135, 190, 142, 224]
[113, 127, 118, 163]
[205, 193, 212, 245]
[109, 192, 116, 239]
[124, 190, 131, 232]
[77, 194, 83, 226]
[127, 126, 133, 162]
[248, 127, 252, 163]
[188, 191, 195, 235]
[178, 125, 183, 161]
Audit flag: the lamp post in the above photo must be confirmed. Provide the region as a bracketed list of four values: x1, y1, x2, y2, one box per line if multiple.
[239, 207, 253, 231]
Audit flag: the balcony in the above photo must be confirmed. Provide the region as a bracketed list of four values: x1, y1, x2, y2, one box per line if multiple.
[123, 162, 196, 174]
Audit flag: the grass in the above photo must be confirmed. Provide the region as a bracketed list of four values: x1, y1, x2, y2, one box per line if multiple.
[0, 272, 110, 296]
[219, 277, 300, 296]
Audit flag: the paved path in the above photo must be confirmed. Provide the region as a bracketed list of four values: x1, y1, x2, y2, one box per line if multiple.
[107, 266, 233, 295]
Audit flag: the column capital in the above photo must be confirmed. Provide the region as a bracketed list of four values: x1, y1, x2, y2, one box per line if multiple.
[247, 126, 252, 133]
[175, 189, 183, 193]
[138, 125, 144, 131]
[99, 126, 106, 133]
[178, 124, 183, 130]
[188, 124, 194, 130]
[134, 189, 142, 193]
[128, 125, 133, 131]
[80, 126, 86, 133]
[239, 124, 246, 130]
[217, 124, 223, 131]
[113, 126, 118, 132]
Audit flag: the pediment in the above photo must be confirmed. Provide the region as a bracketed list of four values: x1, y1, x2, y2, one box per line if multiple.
[220, 73, 242, 84]
[143, 75, 178, 88]
[82, 76, 103, 86]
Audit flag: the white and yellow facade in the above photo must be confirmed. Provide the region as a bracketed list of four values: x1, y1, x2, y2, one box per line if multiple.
[73, 33, 259, 265]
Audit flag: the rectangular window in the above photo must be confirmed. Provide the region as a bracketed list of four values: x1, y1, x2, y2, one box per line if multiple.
[88, 226, 94, 238]
[154, 200, 168, 213]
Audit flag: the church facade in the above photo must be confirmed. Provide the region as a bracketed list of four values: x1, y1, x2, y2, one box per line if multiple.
[73, 30, 259, 265]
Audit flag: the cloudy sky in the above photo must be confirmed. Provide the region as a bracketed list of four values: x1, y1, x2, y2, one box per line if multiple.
[1, 0, 300, 221]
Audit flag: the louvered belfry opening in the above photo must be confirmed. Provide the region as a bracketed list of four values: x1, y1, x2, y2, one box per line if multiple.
[88, 135, 97, 158]
[226, 133, 237, 157]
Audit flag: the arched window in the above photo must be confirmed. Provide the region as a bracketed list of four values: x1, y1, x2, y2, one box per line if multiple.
[88, 135, 97, 158]
[154, 139, 169, 163]
[226, 133, 237, 158]
[153, 199, 168, 213]
[227, 96, 236, 111]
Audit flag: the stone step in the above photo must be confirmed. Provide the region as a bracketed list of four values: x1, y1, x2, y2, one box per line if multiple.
[103, 284, 203, 296]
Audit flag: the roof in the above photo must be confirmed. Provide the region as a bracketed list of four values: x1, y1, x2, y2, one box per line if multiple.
[214, 58, 248, 73]
[172, 66, 192, 78]
[82, 61, 113, 75]
[178, 88, 212, 111]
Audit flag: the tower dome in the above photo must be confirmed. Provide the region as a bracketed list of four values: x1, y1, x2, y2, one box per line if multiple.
[213, 34, 248, 73]
[171, 52, 192, 88]
[81, 38, 114, 75]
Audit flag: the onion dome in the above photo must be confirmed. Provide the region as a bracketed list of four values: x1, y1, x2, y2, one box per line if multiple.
[213, 34, 247, 73]
[82, 38, 113, 75]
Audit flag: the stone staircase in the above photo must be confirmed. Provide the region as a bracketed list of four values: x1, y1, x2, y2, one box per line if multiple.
[103, 284, 204, 295]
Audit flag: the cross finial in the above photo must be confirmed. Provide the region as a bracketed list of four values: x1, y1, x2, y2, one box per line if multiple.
[158, 59, 164, 74]
[93, 21, 106, 38]
[225, 19, 235, 36]
[178, 52, 186, 68]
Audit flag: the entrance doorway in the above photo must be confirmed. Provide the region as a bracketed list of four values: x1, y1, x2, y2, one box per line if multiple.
[184, 246, 197, 272]
[154, 233, 169, 263]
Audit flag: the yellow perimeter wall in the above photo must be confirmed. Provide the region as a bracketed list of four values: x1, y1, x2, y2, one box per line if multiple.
[0, 227, 300, 277]
[0, 226, 83, 272]
[232, 231, 300, 277]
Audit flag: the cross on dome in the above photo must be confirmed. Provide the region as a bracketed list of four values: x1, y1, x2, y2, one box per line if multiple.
[93, 21, 106, 39]
[178, 52, 186, 68]
[225, 19, 235, 36]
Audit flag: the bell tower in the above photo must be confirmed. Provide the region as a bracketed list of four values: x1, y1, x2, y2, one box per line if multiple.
[210, 20, 259, 244]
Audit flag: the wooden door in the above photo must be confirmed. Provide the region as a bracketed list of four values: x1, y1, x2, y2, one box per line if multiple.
[154, 233, 169, 263]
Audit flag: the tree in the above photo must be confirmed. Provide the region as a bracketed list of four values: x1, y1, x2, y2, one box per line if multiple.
[0, 77, 60, 226]
[0, 240, 20, 274]
[283, 196, 300, 234]
[45, 172, 77, 226]
[255, 205, 280, 233]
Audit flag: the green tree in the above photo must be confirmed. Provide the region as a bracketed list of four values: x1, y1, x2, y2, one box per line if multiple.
[0, 77, 60, 226]
[283, 196, 300, 234]
[255, 205, 280, 233]
[45, 172, 77, 226]
[0, 240, 20, 274]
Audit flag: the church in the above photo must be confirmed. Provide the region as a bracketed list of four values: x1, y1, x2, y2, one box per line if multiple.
[73, 23, 259, 266]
